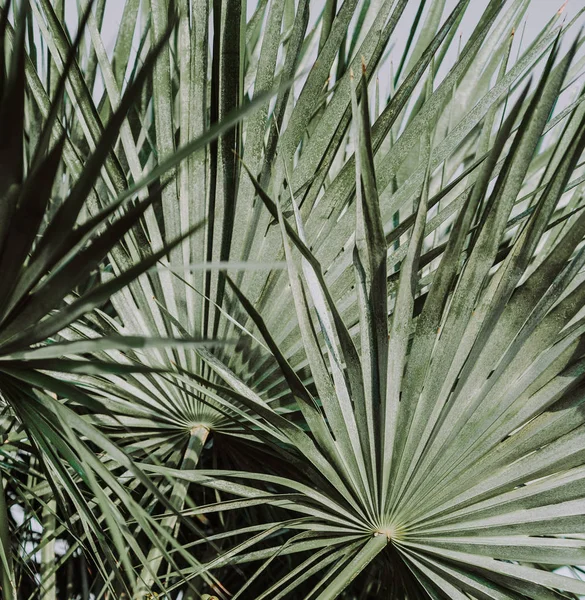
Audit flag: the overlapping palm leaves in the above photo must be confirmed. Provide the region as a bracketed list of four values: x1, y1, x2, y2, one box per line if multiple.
[0, 11, 204, 600]
[3, 0, 585, 598]
[139, 9, 585, 600]
[0, 0, 266, 597]
[28, 2, 311, 590]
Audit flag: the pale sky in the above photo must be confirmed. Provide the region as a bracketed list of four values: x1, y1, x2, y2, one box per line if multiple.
[60, 0, 584, 107]
[67, 0, 583, 58]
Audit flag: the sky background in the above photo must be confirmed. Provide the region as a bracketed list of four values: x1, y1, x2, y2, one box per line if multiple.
[60, 0, 585, 109]
[66, 0, 583, 61]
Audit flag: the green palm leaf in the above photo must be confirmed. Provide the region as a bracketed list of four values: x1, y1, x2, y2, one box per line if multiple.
[4, 1, 585, 599]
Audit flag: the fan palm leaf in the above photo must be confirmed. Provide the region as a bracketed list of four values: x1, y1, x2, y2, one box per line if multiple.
[4, 1, 585, 598]
[0, 1, 272, 596]
[139, 17, 585, 599]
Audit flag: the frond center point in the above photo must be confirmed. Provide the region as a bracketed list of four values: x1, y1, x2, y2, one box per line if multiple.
[374, 524, 402, 541]
[190, 423, 211, 436]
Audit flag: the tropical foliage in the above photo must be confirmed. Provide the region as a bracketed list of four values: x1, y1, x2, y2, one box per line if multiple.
[2, 0, 585, 598]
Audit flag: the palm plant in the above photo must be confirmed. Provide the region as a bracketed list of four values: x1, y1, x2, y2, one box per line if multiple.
[4, 0, 585, 598]
[0, 1, 257, 597]
[163, 43, 585, 598]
